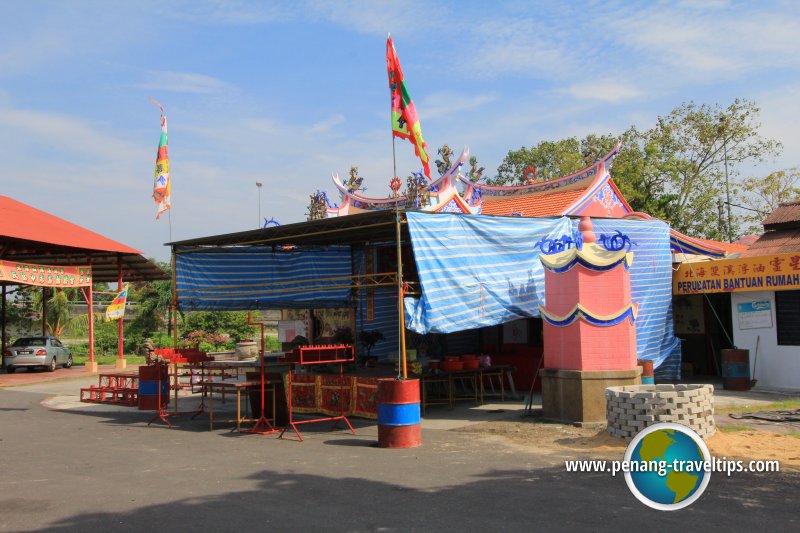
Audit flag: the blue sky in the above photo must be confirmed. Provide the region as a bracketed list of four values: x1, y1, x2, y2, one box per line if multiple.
[2, 1, 799, 262]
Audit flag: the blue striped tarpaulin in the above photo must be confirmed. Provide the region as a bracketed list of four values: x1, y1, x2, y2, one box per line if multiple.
[175, 246, 352, 311]
[403, 213, 680, 379]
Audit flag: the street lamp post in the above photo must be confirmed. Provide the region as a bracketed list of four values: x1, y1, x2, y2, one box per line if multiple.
[719, 118, 733, 242]
[256, 182, 263, 229]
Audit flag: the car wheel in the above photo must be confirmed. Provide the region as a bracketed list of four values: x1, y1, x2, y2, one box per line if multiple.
[64, 355, 73, 369]
[47, 358, 56, 372]
[5, 366, 14, 374]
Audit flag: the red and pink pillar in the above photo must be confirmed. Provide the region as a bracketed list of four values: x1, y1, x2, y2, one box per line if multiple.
[538, 217, 642, 423]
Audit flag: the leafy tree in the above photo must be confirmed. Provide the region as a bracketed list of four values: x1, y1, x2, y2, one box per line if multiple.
[128, 262, 173, 336]
[738, 168, 800, 234]
[612, 99, 781, 240]
[493, 134, 619, 185]
[183, 311, 255, 343]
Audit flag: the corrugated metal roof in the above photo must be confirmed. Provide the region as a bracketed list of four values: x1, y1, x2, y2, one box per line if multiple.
[761, 200, 800, 228]
[739, 229, 800, 257]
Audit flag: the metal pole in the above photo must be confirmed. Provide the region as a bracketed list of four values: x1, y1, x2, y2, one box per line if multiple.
[41, 287, 47, 336]
[723, 140, 732, 242]
[2, 284, 6, 370]
[256, 182, 263, 229]
[171, 248, 178, 349]
[388, 35, 407, 379]
[396, 211, 407, 380]
[117, 254, 124, 363]
[87, 283, 94, 365]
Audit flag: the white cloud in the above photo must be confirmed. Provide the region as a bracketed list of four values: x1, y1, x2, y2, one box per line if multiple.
[163, 0, 285, 25]
[563, 79, 644, 103]
[606, 7, 800, 79]
[421, 92, 496, 120]
[0, 107, 142, 162]
[467, 18, 576, 79]
[134, 71, 238, 95]
[308, 114, 346, 134]
[756, 83, 800, 171]
[307, 0, 447, 35]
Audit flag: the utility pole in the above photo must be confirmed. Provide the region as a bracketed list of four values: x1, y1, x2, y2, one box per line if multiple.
[256, 182, 263, 229]
[717, 198, 725, 240]
[719, 118, 733, 242]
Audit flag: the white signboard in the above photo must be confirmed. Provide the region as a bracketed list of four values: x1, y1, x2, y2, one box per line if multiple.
[737, 300, 773, 330]
[278, 320, 307, 343]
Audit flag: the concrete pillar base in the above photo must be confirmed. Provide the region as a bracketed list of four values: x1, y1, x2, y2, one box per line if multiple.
[85, 361, 98, 373]
[541, 367, 641, 424]
[115, 359, 127, 369]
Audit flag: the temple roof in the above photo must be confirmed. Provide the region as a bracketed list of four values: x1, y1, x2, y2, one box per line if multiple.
[481, 188, 587, 217]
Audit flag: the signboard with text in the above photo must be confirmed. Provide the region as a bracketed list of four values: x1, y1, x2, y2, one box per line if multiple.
[737, 300, 773, 329]
[0, 260, 92, 287]
[673, 252, 800, 295]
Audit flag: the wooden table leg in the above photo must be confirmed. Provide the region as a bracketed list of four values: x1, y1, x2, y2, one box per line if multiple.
[208, 388, 214, 430]
[236, 388, 241, 432]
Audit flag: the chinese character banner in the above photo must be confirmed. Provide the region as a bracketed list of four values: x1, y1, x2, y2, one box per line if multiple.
[673, 252, 800, 295]
[0, 260, 92, 287]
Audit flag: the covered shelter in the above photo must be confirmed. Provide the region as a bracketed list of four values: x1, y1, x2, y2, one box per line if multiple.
[169, 208, 679, 385]
[0, 195, 168, 372]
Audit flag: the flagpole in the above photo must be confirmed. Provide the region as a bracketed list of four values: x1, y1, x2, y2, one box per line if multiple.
[388, 33, 407, 380]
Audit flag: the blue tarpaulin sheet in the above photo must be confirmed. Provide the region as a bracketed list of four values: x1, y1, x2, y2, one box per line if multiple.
[175, 245, 352, 311]
[404, 213, 680, 379]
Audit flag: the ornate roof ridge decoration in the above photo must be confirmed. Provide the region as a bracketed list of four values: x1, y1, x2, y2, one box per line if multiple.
[467, 141, 621, 198]
[325, 147, 478, 217]
[538, 302, 639, 327]
[539, 243, 634, 273]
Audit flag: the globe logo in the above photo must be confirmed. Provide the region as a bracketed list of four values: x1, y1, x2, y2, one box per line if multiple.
[624, 423, 711, 510]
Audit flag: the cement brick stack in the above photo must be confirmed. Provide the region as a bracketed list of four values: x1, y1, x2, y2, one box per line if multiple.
[605, 384, 715, 440]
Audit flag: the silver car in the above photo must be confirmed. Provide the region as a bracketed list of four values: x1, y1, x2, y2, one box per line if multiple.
[4, 336, 73, 373]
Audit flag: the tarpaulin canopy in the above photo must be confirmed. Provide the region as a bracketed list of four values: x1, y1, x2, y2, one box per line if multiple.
[403, 213, 680, 379]
[175, 245, 352, 311]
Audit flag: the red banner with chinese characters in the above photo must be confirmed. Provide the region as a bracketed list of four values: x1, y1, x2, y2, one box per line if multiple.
[0, 260, 92, 287]
[673, 252, 800, 295]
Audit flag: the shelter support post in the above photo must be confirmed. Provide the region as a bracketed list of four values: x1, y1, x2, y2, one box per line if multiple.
[171, 250, 178, 349]
[85, 283, 97, 373]
[41, 287, 47, 336]
[115, 254, 126, 369]
[1, 285, 6, 370]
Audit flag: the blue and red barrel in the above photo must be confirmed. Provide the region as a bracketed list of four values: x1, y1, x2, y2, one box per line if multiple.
[377, 378, 421, 448]
[138, 363, 169, 410]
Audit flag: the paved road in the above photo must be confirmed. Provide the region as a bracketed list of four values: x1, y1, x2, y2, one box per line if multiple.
[0, 384, 798, 532]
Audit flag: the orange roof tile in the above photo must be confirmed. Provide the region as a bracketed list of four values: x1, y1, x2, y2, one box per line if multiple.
[481, 189, 586, 217]
[688, 236, 749, 255]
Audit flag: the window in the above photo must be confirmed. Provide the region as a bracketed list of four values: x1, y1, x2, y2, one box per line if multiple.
[775, 290, 800, 346]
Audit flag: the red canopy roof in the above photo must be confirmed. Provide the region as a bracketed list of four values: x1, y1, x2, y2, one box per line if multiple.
[0, 195, 140, 254]
[0, 196, 167, 282]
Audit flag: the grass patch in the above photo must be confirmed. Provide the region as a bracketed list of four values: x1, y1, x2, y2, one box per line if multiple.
[716, 399, 800, 415]
[73, 355, 146, 366]
[787, 432, 800, 439]
[718, 424, 754, 433]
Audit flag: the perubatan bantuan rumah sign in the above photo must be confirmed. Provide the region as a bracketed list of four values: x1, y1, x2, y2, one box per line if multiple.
[673, 252, 800, 295]
[0, 260, 92, 287]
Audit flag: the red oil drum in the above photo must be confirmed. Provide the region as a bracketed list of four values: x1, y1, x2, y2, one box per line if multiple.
[138, 364, 169, 410]
[638, 359, 654, 384]
[377, 378, 421, 448]
[721, 349, 751, 391]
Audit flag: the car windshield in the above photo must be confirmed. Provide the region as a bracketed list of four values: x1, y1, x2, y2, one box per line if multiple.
[12, 337, 47, 347]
